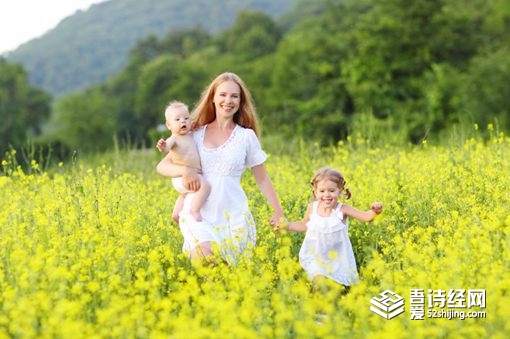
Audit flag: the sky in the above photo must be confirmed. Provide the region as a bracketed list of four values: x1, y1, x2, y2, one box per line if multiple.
[0, 0, 106, 55]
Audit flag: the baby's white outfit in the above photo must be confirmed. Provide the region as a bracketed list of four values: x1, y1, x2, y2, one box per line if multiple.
[172, 177, 191, 194]
[299, 201, 359, 286]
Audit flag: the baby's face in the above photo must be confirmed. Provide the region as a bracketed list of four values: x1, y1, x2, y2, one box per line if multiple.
[166, 107, 191, 135]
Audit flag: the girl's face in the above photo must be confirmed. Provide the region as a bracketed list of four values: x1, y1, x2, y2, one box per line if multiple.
[314, 179, 341, 208]
[213, 80, 241, 119]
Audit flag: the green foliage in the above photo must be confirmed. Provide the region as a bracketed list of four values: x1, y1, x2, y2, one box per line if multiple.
[133, 54, 211, 140]
[159, 27, 211, 58]
[265, 0, 510, 144]
[264, 2, 353, 143]
[220, 10, 283, 61]
[0, 58, 51, 156]
[461, 45, 510, 129]
[340, 0, 483, 110]
[135, 55, 182, 133]
[44, 88, 117, 153]
[3, 0, 510, 156]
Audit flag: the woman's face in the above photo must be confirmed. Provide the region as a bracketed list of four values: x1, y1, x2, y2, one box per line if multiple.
[213, 80, 241, 119]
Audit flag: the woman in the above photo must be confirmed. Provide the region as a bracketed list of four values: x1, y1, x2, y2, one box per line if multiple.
[156, 72, 284, 264]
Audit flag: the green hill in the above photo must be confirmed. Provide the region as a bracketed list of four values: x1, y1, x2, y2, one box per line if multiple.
[5, 0, 295, 97]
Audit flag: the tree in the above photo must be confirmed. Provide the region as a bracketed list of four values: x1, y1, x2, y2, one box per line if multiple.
[461, 45, 510, 129]
[339, 0, 498, 140]
[266, 1, 353, 142]
[159, 26, 211, 57]
[134, 54, 183, 139]
[219, 10, 283, 61]
[266, 0, 509, 143]
[45, 88, 116, 153]
[0, 58, 51, 156]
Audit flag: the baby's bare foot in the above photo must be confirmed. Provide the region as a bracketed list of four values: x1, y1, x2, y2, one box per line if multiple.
[190, 210, 202, 222]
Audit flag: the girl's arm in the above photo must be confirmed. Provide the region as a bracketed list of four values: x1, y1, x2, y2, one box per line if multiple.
[285, 203, 312, 232]
[251, 164, 285, 225]
[341, 202, 383, 222]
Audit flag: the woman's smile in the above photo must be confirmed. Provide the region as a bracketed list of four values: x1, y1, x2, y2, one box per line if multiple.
[214, 80, 241, 117]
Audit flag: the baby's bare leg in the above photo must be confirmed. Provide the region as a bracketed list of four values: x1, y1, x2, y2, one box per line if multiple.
[172, 194, 185, 223]
[189, 176, 211, 222]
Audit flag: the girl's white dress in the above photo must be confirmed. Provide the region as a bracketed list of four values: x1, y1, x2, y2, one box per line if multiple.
[299, 201, 359, 285]
[178, 124, 267, 264]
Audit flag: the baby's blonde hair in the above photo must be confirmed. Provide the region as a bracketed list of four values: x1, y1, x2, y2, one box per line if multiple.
[310, 167, 351, 199]
[164, 100, 189, 121]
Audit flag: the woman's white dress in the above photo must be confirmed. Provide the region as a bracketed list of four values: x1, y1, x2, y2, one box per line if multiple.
[299, 201, 359, 285]
[178, 124, 267, 264]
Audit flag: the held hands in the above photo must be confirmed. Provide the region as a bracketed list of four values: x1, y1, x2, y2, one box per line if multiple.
[371, 202, 383, 215]
[268, 214, 282, 228]
[270, 216, 288, 232]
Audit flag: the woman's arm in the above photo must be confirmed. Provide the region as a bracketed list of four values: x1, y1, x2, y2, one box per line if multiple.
[156, 155, 201, 192]
[251, 164, 285, 224]
[341, 202, 383, 222]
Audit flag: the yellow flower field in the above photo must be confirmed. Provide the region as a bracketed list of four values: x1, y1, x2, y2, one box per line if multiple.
[1, 131, 509, 338]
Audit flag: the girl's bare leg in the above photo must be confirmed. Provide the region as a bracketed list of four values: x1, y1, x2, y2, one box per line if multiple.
[190, 241, 215, 267]
[312, 275, 350, 295]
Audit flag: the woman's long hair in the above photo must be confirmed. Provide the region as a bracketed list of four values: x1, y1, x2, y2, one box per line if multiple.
[191, 72, 261, 137]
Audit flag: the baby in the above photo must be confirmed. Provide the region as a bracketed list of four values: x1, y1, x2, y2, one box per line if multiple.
[156, 101, 210, 222]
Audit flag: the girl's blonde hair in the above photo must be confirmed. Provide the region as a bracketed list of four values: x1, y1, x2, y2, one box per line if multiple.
[310, 167, 351, 199]
[191, 72, 261, 137]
